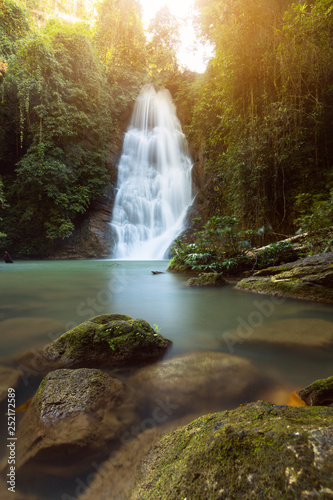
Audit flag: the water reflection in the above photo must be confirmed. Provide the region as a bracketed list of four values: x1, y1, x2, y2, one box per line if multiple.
[0, 260, 332, 385]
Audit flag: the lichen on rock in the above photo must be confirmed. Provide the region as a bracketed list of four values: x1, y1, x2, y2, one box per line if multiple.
[236, 253, 333, 304]
[129, 402, 333, 500]
[187, 273, 229, 287]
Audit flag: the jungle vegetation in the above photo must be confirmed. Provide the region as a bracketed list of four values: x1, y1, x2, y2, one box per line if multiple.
[0, 0, 332, 258]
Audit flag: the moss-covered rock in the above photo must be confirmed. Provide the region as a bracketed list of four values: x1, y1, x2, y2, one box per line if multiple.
[129, 402, 333, 500]
[167, 255, 193, 273]
[15, 368, 138, 477]
[187, 273, 229, 287]
[39, 314, 171, 371]
[236, 253, 333, 304]
[299, 376, 333, 406]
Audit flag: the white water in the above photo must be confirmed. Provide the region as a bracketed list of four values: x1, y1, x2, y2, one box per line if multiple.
[110, 84, 193, 259]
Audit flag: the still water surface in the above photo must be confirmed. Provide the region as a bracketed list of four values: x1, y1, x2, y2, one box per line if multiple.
[0, 259, 333, 499]
[1, 259, 332, 386]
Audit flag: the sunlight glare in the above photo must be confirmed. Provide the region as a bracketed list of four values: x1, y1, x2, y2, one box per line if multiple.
[140, 0, 212, 73]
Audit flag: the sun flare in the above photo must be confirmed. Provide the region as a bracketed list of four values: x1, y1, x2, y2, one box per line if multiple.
[140, 0, 212, 73]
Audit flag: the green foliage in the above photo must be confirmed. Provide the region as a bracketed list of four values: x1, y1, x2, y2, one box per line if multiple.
[147, 6, 180, 79]
[171, 216, 257, 275]
[184, 0, 333, 235]
[0, 0, 29, 59]
[294, 189, 333, 254]
[94, 0, 148, 119]
[1, 18, 114, 254]
[256, 241, 299, 270]
[94, 0, 146, 70]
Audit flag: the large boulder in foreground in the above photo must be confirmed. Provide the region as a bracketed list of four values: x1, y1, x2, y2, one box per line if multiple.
[129, 402, 333, 500]
[15, 368, 137, 477]
[236, 253, 333, 304]
[128, 351, 272, 417]
[299, 376, 333, 406]
[39, 314, 171, 372]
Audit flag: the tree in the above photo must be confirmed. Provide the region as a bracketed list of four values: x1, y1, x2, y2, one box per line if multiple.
[185, 0, 333, 236]
[94, 0, 146, 70]
[0, 0, 29, 59]
[147, 6, 181, 77]
[1, 20, 114, 254]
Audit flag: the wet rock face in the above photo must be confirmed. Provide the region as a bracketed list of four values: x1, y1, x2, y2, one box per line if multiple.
[129, 402, 333, 500]
[39, 314, 172, 372]
[299, 376, 333, 406]
[15, 368, 138, 477]
[236, 252, 333, 304]
[187, 273, 229, 287]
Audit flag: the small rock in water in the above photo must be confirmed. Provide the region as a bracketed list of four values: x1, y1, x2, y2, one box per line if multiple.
[4, 251, 13, 263]
[151, 271, 164, 275]
[187, 273, 229, 287]
[298, 376, 333, 406]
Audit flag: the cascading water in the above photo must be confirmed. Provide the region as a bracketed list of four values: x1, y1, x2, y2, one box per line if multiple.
[110, 84, 193, 259]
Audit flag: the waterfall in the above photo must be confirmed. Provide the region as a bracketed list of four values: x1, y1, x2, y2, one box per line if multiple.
[110, 84, 193, 260]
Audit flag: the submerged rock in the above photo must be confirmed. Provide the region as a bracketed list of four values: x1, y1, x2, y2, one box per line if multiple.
[39, 314, 171, 372]
[128, 351, 271, 417]
[187, 273, 229, 287]
[222, 318, 333, 350]
[15, 368, 137, 477]
[0, 366, 20, 405]
[129, 402, 333, 500]
[236, 252, 333, 303]
[299, 376, 333, 406]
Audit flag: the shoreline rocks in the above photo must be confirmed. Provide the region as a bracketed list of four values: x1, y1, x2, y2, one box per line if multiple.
[236, 253, 333, 304]
[186, 273, 229, 287]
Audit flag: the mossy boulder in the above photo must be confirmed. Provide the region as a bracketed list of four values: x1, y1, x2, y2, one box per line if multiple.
[299, 376, 333, 406]
[236, 253, 333, 304]
[129, 402, 333, 500]
[187, 273, 229, 287]
[167, 256, 193, 273]
[39, 314, 171, 371]
[15, 368, 138, 477]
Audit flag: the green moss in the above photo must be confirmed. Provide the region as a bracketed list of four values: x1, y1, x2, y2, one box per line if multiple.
[35, 376, 48, 409]
[187, 272, 229, 287]
[130, 403, 333, 500]
[42, 314, 172, 369]
[237, 265, 333, 304]
[308, 376, 333, 392]
[167, 256, 193, 273]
